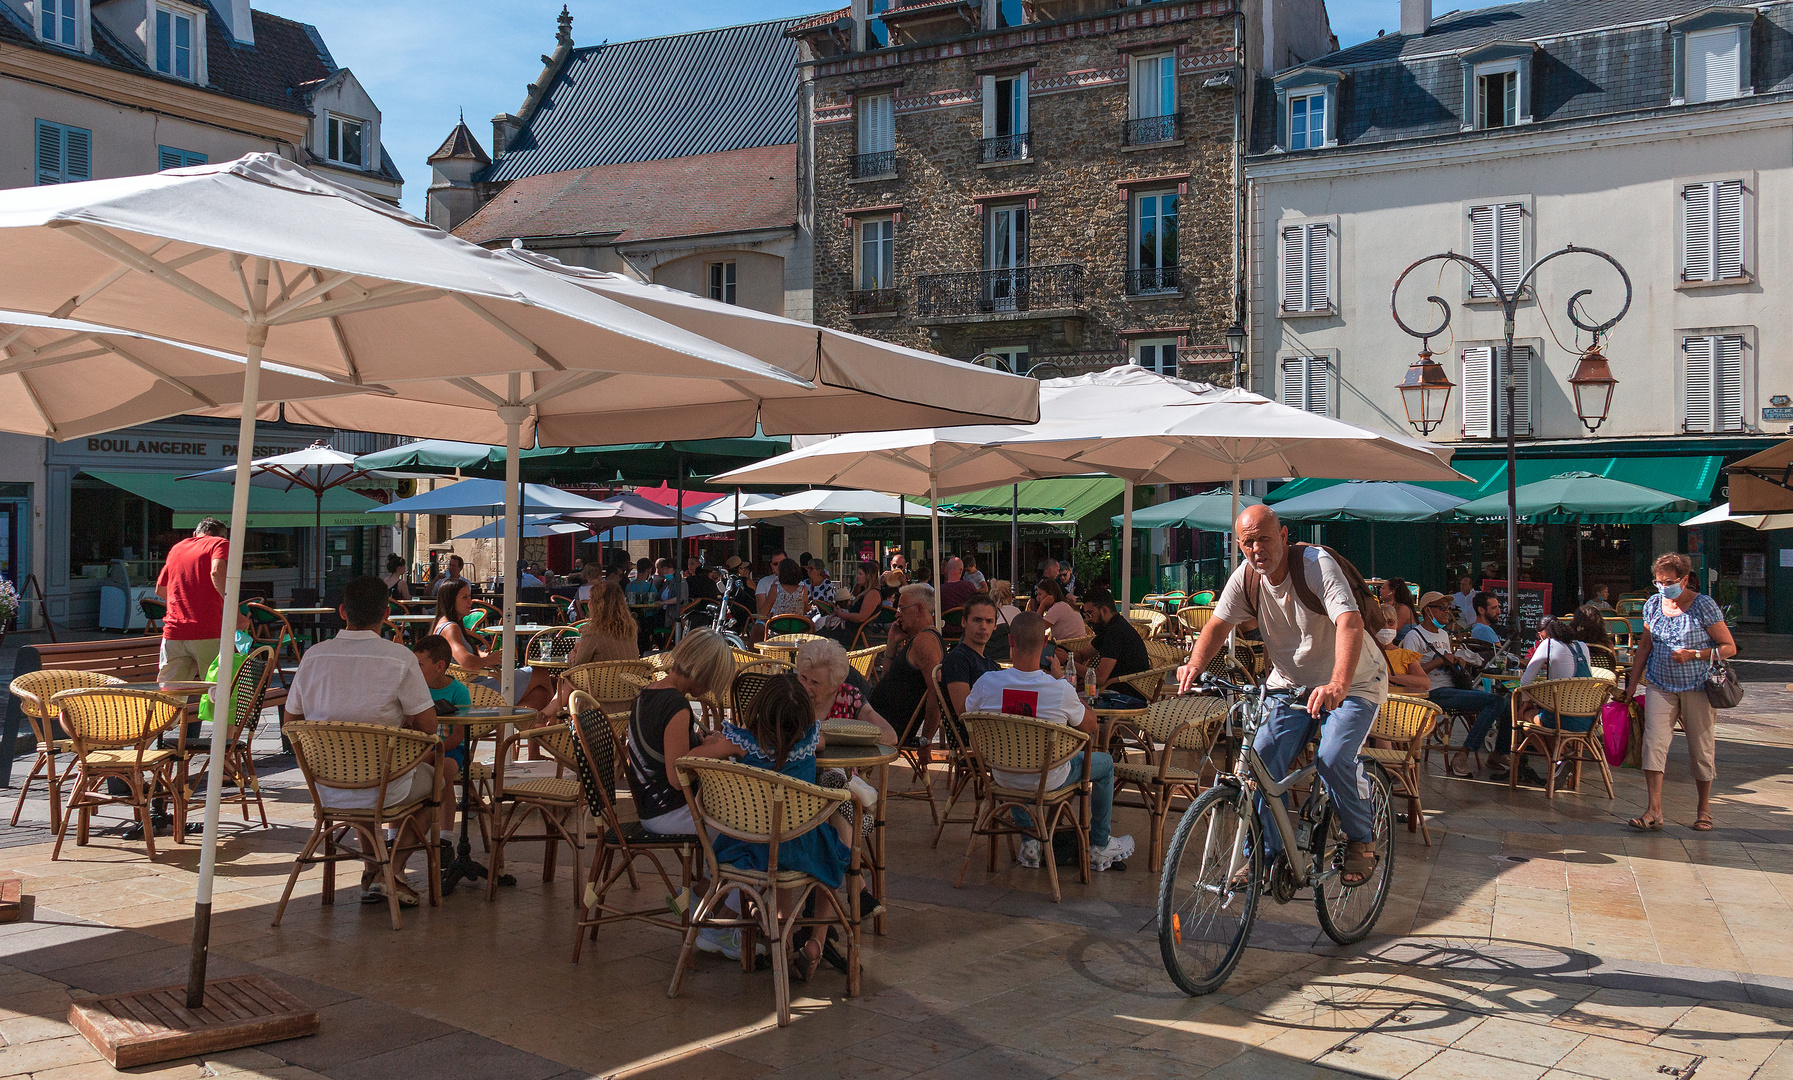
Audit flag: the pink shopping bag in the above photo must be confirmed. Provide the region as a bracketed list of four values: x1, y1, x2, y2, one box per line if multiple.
[1601, 700, 1631, 766]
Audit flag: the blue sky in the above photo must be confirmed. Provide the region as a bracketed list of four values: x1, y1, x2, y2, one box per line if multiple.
[292, 0, 1392, 215]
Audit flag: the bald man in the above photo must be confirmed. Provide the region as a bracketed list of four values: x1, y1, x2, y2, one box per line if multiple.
[1176, 505, 1389, 890]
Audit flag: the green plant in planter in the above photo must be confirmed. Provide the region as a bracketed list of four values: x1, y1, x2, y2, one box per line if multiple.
[0, 577, 17, 634]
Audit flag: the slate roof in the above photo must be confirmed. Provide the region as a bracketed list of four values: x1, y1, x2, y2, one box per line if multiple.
[431, 120, 490, 164]
[1252, 0, 1793, 153]
[482, 18, 811, 183]
[457, 144, 797, 246]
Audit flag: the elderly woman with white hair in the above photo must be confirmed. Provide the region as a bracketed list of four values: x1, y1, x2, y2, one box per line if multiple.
[795, 637, 898, 744]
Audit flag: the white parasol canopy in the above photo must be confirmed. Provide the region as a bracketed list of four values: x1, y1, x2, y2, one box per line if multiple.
[1681, 502, 1793, 531]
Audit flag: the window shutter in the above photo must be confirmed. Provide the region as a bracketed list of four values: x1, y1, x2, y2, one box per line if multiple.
[1504, 345, 1533, 437]
[64, 125, 89, 180]
[1305, 223, 1329, 311]
[1468, 206, 1496, 297]
[1468, 203, 1523, 296]
[159, 146, 185, 171]
[1015, 71, 1029, 134]
[1278, 357, 1329, 414]
[1716, 335, 1744, 431]
[1461, 346, 1493, 437]
[1683, 183, 1712, 282]
[1714, 179, 1743, 279]
[1279, 357, 1306, 410]
[1280, 225, 1305, 312]
[1690, 29, 1740, 102]
[981, 77, 997, 138]
[859, 95, 892, 154]
[1683, 336, 1713, 432]
[35, 121, 62, 185]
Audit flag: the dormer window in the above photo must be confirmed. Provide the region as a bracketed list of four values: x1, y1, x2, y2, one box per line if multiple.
[327, 113, 366, 168]
[152, 2, 202, 81]
[1289, 90, 1326, 149]
[1272, 68, 1342, 151]
[1475, 63, 1518, 128]
[39, 0, 78, 48]
[1458, 43, 1533, 130]
[1671, 10, 1755, 105]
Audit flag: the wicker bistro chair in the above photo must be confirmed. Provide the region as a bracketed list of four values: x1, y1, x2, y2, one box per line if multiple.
[1361, 695, 1442, 845]
[1178, 605, 1217, 637]
[242, 602, 303, 685]
[730, 665, 788, 722]
[451, 682, 509, 846]
[273, 721, 443, 931]
[954, 712, 1094, 903]
[1125, 609, 1168, 639]
[846, 647, 882, 681]
[668, 758, 860, 1028]
[1145, 639, 1189, 671]
[1109, 695, 1229, 872]
[1586, 643, 1619, 672]
[486, 719, 585, 903]
[526, 626, 583, 667]
[926, 664, 982, 849]
[1102, 665, 1179, 707]
[1602, 617, 1635, 648]
[186, 647, 275, 828]
[560, 660, 654, 713]
[1510, 677, 1616, 800]
[50, 688, 190, 860]
[892, 687, 942, 827]
[765, 615, 815, 637]
[758, 634, 823, 667]
[568, 691, 697, 958]
[9, 670, 122, 833]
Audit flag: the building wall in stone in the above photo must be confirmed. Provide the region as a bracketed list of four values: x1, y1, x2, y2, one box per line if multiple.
[809, 3, 1242, 374]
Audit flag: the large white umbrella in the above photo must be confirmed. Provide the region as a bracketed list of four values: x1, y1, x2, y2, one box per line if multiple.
[1682, 502, 1793, 531]
[0, 153, 808, 1010]
[745, 490, 948, 584]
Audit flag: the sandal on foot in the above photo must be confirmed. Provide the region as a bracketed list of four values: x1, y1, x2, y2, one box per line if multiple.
[1690, 817, 1714, 832]
[821, 928, 849, 975]
[391, 880, 421, 908]
[790, 928, 820, 983]
[1341, 848, 1378, 888]
[1627, 816, 1664, 832]
[1445, 753, 1476, 780]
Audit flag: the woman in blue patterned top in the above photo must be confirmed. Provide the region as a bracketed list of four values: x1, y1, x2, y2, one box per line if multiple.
[1621, 553, 1735, 833]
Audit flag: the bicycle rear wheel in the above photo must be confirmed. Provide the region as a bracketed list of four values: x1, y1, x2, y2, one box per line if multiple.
[1158, 783, 1261, 996]
[1314, 759, 1395, 945]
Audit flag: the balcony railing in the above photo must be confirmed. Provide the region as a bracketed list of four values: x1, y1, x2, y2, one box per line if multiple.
[1122, 112, 1182, 146]
[978, 132, 1030, 163]
[914, 263, 1086, 318]
[852, 150, 896, 178]
[1126, 265, 1182, 295]
[849, 288, 900, 315]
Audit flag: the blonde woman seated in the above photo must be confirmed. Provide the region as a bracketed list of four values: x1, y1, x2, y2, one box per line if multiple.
[794, 637, 897, 744]
[541, 582, 641, 722]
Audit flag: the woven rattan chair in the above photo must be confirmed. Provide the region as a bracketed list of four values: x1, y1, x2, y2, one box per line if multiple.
[1109, 695, 1227, 871]
[9, 670, 121, 833]
[187, 647, 275, 827]
[846, 647, 882, 681]
[1589, 666, 1618, 683]
[1602, 616, 1634, 648]
[486, 718, 585, 903]
[765, 615, 814, 637]
[851, 607, 897, 650]
[273, 720, 442, 930]
[1101, 664, 1179, 706]
[668, 758, 859, 1028]
[1144, 639, 1188, 671]
[526, 626, 583, 667]
[447, 663, 484, 686]
[560, 660, 654, 713]
[1362, 695, 1441, 845]
[568, 691, 697, 958]
[1511, 677, 1616, 799]
[892, 688, 941, 827]
[242, 601, 302, 685]
[954, 711, 1093, 902]
[927, 664, 981, 849]
[50, 687, 188, 860]
[1179, 605, 1216, 637]
[1586, 643, 1618, 671]
[1125, 609, 1168, 639]
[730, 665, 787, 722]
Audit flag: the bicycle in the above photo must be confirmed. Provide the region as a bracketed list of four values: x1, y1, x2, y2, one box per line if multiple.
[1157, 672, 1396, 996]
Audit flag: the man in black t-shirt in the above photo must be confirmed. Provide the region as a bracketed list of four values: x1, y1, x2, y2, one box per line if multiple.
[943, 594, 1002, 719]
[1082, 587, 1152, 706]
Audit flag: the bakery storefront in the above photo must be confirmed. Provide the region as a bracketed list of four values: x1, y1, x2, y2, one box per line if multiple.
[45, 420, 390, 630]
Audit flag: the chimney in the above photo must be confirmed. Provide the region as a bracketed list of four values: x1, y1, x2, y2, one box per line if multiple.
[1401, 0, 1430, 36]
[215, 0, 255, 45]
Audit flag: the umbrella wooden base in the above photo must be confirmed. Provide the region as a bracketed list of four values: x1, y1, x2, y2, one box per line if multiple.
[68, 975, 318, 1068]
[0, 875, 20, 923]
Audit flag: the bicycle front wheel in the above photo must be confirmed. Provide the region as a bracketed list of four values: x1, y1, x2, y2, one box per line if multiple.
[1314, 759, 1395, 945]
[1158, 783, 1261, 996]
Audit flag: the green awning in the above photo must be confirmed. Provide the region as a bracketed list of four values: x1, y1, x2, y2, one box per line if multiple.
[83, 471, 394, 529]
[935, 477, 1127, 536]
[1268, 454, 1723, 523]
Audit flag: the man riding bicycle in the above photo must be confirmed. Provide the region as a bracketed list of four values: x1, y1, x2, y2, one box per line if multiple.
[1176, 505, 1389, 888]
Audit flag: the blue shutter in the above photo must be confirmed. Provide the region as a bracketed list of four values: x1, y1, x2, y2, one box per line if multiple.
[158, 146, 206, 170]
[34, 120, 91, 184]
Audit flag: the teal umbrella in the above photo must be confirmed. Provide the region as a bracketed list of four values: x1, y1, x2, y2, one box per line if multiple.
[1268, 480, 1464, 576]
[1110, 490, 1263, 532]
[1454, 472, 1697, 603]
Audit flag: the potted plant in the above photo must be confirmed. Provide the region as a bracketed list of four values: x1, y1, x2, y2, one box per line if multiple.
[0, 577, 17, 649]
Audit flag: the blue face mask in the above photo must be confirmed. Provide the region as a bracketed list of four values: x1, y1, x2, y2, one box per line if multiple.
[1657, 581, 1685, 600]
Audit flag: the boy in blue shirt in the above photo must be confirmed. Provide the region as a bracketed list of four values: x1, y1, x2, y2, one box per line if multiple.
[413, 634, 470, 840]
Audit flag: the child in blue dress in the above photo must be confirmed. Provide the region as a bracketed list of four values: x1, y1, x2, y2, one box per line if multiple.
[711, 674, 852, 980]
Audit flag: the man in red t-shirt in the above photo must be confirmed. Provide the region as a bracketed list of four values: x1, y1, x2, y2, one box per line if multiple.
[156, 518, 229, 682]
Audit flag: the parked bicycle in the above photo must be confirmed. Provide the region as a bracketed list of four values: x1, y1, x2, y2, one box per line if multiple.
[1157, 672, 1396, 995]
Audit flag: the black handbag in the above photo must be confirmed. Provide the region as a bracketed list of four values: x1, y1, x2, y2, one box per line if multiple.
[1412, 630, 1477, 691]
[1704, 655, 1743, 709]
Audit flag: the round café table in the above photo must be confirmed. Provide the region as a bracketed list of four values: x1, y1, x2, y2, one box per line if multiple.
[437, 706, 537, 893]
[817, 740, 898, 936]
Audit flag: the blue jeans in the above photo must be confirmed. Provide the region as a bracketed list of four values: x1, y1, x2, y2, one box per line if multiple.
[1252, 697, 1377, 856]
[1010, 751, 1115, 847]
[1430, 687, 1511, 754]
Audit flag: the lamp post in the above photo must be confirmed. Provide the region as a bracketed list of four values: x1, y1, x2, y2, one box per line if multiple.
[1391, 245, 1632, 643]
[1222, 322, 1246, 388]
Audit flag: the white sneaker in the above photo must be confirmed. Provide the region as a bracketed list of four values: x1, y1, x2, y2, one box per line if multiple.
[1089, 835, 1135, 871]
[695, 927, 743, 961]
[1016, 839, 1043, 868]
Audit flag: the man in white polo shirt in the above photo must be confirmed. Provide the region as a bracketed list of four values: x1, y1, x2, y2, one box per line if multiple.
[285, 575, 439, 906]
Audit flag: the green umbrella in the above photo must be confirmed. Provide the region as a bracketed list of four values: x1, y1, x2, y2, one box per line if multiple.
[1269, 480, 1464, 522]
[1110, 490, 1264, 532]
[1454, 472, 1697, 604]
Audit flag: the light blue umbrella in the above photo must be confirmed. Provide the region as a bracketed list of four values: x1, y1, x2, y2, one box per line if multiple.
[374, 477, 610, 516]
[454, 516, 590, 541]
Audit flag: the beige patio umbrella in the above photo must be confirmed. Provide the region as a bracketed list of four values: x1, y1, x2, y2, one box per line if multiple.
[1725, 439, 1793, 515]
[0, 152, 807, 1013]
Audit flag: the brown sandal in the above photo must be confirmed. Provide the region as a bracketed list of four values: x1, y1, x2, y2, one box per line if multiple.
[1690, 817, 1714, 832]
[1341, 847, 1378, 888]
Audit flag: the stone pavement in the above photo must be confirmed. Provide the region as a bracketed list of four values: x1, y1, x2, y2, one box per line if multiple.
[0, 660, 1789, 1079]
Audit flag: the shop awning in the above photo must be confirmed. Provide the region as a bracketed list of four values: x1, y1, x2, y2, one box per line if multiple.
[935, 477, 1127, 536]
[82, 471, 395, 528]
[1268, 455, 1723, 523]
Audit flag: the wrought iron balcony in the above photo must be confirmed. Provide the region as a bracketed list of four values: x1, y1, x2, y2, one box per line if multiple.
[978, 132, 1030, 163]
[913, 263, 1086, 318]
[849, 288, 900, 315]
[1122, 112, 1182, 146]
[1126, 265, 1182, 295]
[852, 150, 896, 178]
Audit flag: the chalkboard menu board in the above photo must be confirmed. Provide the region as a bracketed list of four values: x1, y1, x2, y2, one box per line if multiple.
[1479, 579, 1555, 636]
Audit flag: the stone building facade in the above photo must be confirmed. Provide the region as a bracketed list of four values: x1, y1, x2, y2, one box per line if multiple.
[793, 0, 1334, 379]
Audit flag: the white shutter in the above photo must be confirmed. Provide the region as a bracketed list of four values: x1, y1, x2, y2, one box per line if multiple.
[1716, 335, 1745, 431]
[858, 95, 892, 154]
[1280, 357, 1306, 410]
[1461, 346, 1494, 437]
[1503, 345, 1533, 437]
[1305, 223, 1329, 311]
[1688, 29, 1740, 103]
[35, 121, 62, 185]
[981, 76, 997, 138]
[1469, 206, 1496, 297]
[1015, 71, 1029, 134]
[1683, 183, 1713, 281]
[1714, 180, 1744, 279]
[1684, 336, 1714, 432]
[1281, 225, 1305, 312]
[1279, 357, 1330, 414]
[1468, 203, 1523, 296]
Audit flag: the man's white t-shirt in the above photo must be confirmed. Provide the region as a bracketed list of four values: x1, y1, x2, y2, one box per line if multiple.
[756, 574, 777, 597]
[963, 667, 1087, 791]
[1401, 621, 1456, 692]
[1450, 590, 1477, 626]
[1213, 547, 1389, 706]
[285, 630, 437, 808]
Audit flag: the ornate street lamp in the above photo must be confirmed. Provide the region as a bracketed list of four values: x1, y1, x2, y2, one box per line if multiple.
[1222, 322, 1246, 387]
[1395, 346, 1454, 435]
[1567, 342, 1618, 432]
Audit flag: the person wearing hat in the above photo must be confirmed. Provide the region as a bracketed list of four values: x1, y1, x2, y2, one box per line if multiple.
[1404, 591, 1517, 782]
